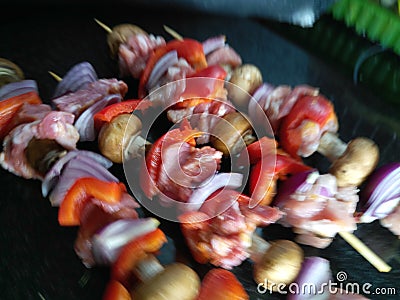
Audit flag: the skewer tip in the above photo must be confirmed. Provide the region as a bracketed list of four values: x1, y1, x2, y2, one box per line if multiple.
[94, 18, 113, 34]
[48, 71, 62, 82]
[163, 25, 183, 41]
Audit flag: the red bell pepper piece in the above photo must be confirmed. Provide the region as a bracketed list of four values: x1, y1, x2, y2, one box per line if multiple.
[279, 95, 337, 158]
[58, 177, 126, 226]
[197, 269, 249, 300]
[138, 39, 207, 98]
[93, 99, 152, 130]
[236, 136, 277, 166]
[0, 91, 42, 139]
[103, 280, 131, 300]
[170, 65, 227, 109]
[111, 228, 167, 287]
[140, 121, 203, 199]
[249, 153, 311, 206]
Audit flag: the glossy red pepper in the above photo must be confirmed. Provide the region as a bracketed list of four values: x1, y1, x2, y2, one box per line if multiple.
[249, 153, 311, 206]
[197, 268, 249, 300]
[279, 95, 337, 158]
[236, 136, 277, 166]
[0, 91, 42, 139]
[111, 228, 167, 287]
[103, 280, 131, 300]
[93, 99, 152, 130]
[58, 177, 126, 226]
[140, 120, 202, 199]
[138, 39, 207, 98]
[171, 65, 227, 109]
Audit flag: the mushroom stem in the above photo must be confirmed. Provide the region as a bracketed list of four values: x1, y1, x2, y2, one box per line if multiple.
[317, 131, 347, 162]
[248, 234, 270, 264]
[124, 134, 152, 160]
[134, 254, 165, 282]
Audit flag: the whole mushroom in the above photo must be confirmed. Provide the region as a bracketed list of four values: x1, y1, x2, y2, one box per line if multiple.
[252, 238, 304, 292]
[98, 113, 149, 163]
[132, 262, 200, 300]
[227, 64, 263, 108]
[317, 132, 379, 187]
[210, 111, 255, 156]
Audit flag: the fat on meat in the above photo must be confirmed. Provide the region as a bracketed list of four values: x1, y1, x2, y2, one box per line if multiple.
[118, 33, 166, 78]
[167, 100, 236, 144]
[52, 79, 128, 117]
[157, 141, 223, 203]
[277, 174, 359, 248]
[206, 45, 242, 69]
[0, 111, 79, 180]
[181, 189, 282, 269]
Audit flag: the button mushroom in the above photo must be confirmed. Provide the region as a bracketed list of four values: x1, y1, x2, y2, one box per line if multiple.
[317, 132, 379, 187]
[26, 138, 67, 175]
[98, 113, 150, 163]
[132, 262, 200, 300]
[251, 238, 304, 292]
[210, 111, 256, 156]
[227, 64, 263, 108]
[94, 19, 147, 58]
[0, 58, 24, 88]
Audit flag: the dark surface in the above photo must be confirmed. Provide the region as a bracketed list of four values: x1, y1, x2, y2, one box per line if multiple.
[0, 4, 399, 300]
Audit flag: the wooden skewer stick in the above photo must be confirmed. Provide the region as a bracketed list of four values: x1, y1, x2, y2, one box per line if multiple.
[163, 25, 183, 41]
[339, 231, 391, 272]
[48, 71, 62, 82]
[94, 18, 112, 34]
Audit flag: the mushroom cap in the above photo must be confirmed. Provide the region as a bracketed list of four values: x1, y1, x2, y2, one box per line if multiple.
[107, 24, 147, 57]
[330, 137, 379, 187]
[210, 111, 254, 156]
[227, 64, 263, 108]
[253, 240, 303, 292]
[132, 263, 200, 300]
[98, 114, 142, 163]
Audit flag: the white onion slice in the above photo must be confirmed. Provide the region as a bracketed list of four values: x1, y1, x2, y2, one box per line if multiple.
[92, 218, 160, 265]
[184, 172, 243, 212]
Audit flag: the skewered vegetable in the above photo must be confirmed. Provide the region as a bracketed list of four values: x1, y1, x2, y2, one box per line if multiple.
[253, 240, 303, 292]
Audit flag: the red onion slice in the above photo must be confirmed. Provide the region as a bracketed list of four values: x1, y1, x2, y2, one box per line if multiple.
[202, 35, 226, 55]
[53, 62, 97, 98]
[184, 172, 243, 212]
[146, 50, 179, 91]
[359, 162, 400, 222]
[74, 94, 121, 142]
[0, 80, 38, 100]
[42, 149, 113, 197]
[273, 170, 317, 207]
[287, 256, 332, 300]
[92, 218, 160, 265]
[48, 155, 118, 206]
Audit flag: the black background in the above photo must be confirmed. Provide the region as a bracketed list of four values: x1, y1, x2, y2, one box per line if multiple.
[0, 3, 399, 300]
